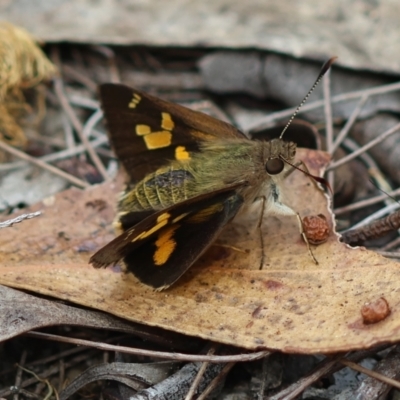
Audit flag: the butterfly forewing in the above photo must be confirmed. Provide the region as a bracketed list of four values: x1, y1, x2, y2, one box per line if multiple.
[99, 84, 247, 182]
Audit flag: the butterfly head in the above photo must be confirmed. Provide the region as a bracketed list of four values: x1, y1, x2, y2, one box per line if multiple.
[263, 138, 297, 177]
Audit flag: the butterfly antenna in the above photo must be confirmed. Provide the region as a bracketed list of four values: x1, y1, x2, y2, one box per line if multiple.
[279, 56, 337, 139]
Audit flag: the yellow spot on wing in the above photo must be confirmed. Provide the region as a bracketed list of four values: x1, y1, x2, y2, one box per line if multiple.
[172, 212, 189, 223]
[161, 112, 175, 131]
[131, 218, 169, 242]
[136, 124, 151, 136]
[157, 213, 171, 223]
[154, 225, 179, 266]
[144, 131, 172, 149]
[187, 203, 224, 224]
[175, 146, 190, 160]
[113, 220, 123, 233]
[128, 93, 141, 108]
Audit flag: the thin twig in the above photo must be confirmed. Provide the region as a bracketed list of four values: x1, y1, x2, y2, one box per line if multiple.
[340, 209, 400, 245]
[91, 45, 121, 83]
[16, 364, 59, 400]
[82, 108, 104, 143]
[0, 211, 41, 228]
[62, 114, 75, 150]
[341, 137, 381, 171]
[14, 351, 27, 400]
[334, 185, 400, 216]
[340, 137, 394, 209]
[61, 64, 97, 92]
[266, 355, 344, 400]
[184, 344, 219, 400]
[331, 94, 368, 153]
[248, 80, 400, 132]
[340, 359, 400, 390]
[327, 122, 400, 171]
[25, 331, 270, 363]
[382, 236, 400, 251]
[53, 77, 109, 181]
[68, 95, 99, 110]
[342, 201, 399, 232]
[196, 362, 236, 400]
[376, 251, 400, 258]
[0, 141, 89, 188]
[0, 351, 97, 398]
[0, 136, 109, 172]
[258, 355, 271, 400]
[323, 66, 335, 195]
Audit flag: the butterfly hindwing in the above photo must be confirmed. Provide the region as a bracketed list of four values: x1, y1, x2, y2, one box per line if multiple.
[90, 186, 244, 289]
[99, 83, 247, 182]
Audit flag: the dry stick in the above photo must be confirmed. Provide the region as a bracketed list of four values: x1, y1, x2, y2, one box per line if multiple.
[53, 77, 109, 181]
[257, 356, 271, 400]
[184, 345, 219, 400]
[82, 108, 104, 144]
[352, 346, 400, 399]
[369, 167, 397, 211]
[25, 331, 270, 363]
[0, 141, 89, 188]
[267, 345, 392, 400]
[29, 346, 91, 369]
[331, 94, 369, 154]
[266, 355, 343, 400]
[341, 209, 400, 245]
[327, 122, 400, 171]
[61, 64, 98, 92]
[0, 136, 109, 172]
[0, 212, 41, 228]
[323, 66, 335, 194]
[341, 138, 381, 173]
[58, 360, 65, 395]
[345, 201, 400, 232]
[248, 80, 400, 132]
[196, 362, 236, 400]
[16, 365, 58, 400]
[68, 95, 99, 110]
[143, 49, 164, 70]
[340, 359, 400, 391]
[91, 45, 121, 83]
[378, 251, 400, 258]
[62, 113, 75, 150]
[382, 235, 400, 251]
[335, 186, 400, 216]
[340, 137, 395, 208]
[0, 351, 98, 398]
[334, 136, 400, 216]
[14, 351, 27, 400]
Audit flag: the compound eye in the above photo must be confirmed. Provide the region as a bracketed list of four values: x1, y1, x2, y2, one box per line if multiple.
[266, 158, 284, 175]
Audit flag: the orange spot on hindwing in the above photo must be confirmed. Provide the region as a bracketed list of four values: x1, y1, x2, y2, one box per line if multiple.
[153, 225, 180, 266]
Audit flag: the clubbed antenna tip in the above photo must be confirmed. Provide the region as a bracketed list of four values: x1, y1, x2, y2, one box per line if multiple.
[319, 56, 338, 78]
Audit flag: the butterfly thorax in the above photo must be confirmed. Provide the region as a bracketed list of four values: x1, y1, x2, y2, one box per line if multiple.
[118, 138, 296, 214]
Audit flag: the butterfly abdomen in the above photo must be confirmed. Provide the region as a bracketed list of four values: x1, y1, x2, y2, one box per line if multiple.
[118, 164, 195, 213]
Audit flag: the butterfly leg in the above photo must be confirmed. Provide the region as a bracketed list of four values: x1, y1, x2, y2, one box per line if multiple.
[294, 211, 318, 264]
[268, 199, 318, 264]
[255, 196, 267, 269]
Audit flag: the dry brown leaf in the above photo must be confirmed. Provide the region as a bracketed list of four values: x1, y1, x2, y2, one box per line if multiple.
[0, 285, 142, 340]
[0, 285, 193, 348]
[0, 149, 399, 353]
